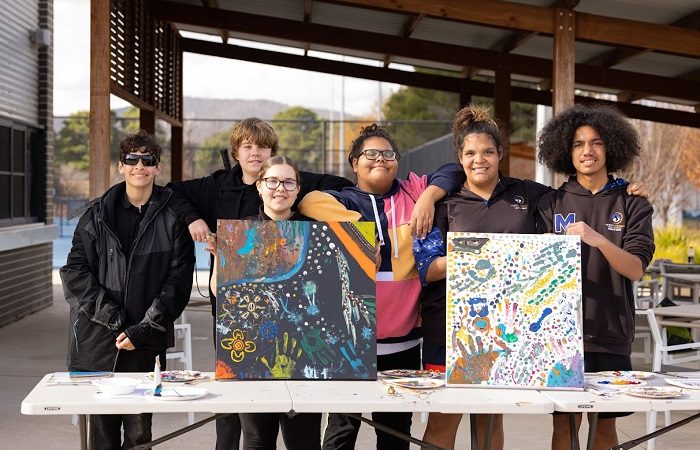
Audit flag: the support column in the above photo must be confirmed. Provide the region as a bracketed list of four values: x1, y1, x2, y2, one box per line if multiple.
[552, 8, 575, 114]
[459, 84, 472, 109]
[551, 8, 575, 187]
[171, 125, 183, 181]
[89, 0, 111, 199]
[495, 69, 511, 176]
[140, 108, 156, 134]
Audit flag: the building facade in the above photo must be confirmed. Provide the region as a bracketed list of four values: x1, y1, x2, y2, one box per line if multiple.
[0, 0, 57, 327]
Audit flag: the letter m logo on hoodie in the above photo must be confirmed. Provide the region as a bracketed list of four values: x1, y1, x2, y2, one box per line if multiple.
[554, 213, 576, 233]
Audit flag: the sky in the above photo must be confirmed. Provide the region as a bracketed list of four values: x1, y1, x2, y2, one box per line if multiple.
[53, 0, 401, 118]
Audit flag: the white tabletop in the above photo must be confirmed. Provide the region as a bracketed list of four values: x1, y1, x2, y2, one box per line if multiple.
[543, 373, 700, 413]
[21, 373, 293, 415]
[286, 380, 553, 414]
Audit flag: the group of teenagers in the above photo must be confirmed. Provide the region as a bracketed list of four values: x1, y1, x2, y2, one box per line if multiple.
[61, 102, 655, 450]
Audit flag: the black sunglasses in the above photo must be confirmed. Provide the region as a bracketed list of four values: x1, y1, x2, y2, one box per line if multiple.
[122, 154, 158, 166]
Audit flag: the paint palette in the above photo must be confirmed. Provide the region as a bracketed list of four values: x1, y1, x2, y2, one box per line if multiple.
[387, 378, 445, 390]
[625, 386, 685, 399]
[665, 378, 700, 390]
[147, 370, 205, 383]
[590, 377, 647, 388]
[597, 370, 654, 379]
[380, 369, 441, 379]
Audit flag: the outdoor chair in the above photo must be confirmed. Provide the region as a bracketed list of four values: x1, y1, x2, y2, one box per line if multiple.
[660, 263, 700, 303]
[635, 308, 700, 450]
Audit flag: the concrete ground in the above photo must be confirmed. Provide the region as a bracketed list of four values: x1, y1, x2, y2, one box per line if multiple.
[2, 272, 699, 449]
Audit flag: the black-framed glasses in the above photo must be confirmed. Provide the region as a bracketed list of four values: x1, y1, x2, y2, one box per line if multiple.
[263, 177, 298, 191]
[122, 154, 158, 166]
[360, 149, 399, 161]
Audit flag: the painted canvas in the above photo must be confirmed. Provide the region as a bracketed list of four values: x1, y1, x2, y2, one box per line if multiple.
[446, 232, 584, 389]
[215, 220, 377, 380]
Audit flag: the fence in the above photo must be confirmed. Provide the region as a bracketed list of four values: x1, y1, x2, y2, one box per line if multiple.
[52, 115, 452, 198]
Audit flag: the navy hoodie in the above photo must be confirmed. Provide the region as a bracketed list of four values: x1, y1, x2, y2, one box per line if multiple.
[537, 176, 655, 355]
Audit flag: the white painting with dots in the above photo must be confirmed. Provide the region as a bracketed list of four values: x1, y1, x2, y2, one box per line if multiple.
[215, 220, 377, 380]
[446, 232, 584, 389]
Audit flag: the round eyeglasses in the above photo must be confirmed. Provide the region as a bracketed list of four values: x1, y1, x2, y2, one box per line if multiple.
[263, 177, 298, 191]
[359, 149, 399, 161]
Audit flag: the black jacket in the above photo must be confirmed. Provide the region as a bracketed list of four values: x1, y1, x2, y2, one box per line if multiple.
[167, 164, 352, 313]
[418, 174, 551, 345]
[537, 176, 655, 355]
[61, 183, 195, 371]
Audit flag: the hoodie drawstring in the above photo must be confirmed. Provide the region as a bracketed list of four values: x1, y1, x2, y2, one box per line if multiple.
[390, 195, 399, 259]
[369, 194, 385, 247]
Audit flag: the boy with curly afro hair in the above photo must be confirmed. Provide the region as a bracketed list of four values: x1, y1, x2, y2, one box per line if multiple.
[536, 104, 655, 450]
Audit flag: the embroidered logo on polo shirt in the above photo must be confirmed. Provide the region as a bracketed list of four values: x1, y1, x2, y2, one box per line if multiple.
[510, 195, 528, 210]
[606, 211, 625, 232]
[554, 213, 576, 233]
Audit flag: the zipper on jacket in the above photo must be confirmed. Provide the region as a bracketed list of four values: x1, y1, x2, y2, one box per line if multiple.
[122, 191, 171, 310]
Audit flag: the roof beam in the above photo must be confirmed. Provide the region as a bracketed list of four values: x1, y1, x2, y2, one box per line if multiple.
[201, 0, 229, 43]
[586, 8, 700, 69]
[181, 37, 700, 128]
[490, 0, 579, 53]
[383, 13, 424, 67]
[152, 1, 700, 103]
[331, 0, 700, 58]
[584, 8, 700, 102]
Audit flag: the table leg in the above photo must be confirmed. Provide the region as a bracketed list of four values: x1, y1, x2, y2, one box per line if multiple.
[586, 412, 598, 450]
[78, 414, 88, 450]
[341, 414, 443, 450]
[568, 413, 580, 450]
[470, 414, 478, 450]
[613, 411, 700, 450]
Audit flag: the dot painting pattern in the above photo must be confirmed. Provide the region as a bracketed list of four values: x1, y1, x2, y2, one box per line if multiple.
[215, 220, 377, 380]
[445, 232, 584, 389]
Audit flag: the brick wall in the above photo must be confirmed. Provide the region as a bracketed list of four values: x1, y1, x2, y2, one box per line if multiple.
[0, 244, 53, 327]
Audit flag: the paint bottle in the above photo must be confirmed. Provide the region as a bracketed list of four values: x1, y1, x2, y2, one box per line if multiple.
[689, 247, 696, 264]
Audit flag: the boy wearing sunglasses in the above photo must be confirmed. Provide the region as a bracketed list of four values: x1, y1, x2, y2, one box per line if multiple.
[60, 130, 195, 449]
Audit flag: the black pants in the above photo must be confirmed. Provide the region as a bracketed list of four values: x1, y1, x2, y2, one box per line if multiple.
[322, 344, 420, 450]
[90, 348, 164, 450]
[240, 412, 322, 450]
[216, 414, 242, 450]
[213, 317, 241, 450]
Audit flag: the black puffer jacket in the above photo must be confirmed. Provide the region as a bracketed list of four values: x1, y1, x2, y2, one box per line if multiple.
[61, 183, 195, 371]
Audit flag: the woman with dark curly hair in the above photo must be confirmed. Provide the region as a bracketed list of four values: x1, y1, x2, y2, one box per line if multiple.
[536, 104, 655, 450]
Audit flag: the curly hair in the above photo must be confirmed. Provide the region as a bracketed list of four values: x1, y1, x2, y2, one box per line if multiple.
[119, 130, 161, 162]
[452, 105, 502, 159]
[347, 123, 401, 166]
[537, 104, 640, 175]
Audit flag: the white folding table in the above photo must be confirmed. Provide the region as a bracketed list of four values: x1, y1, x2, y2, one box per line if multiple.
[543, 374, 700, 450]
[21, 373, 292, 450]
[23, 373, 553, 450]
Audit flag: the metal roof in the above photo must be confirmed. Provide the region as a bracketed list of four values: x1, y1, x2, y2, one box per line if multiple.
[151, 0, 700, 123]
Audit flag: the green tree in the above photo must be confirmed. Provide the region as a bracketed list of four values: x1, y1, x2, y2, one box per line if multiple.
[382, 70, 536, 150]
[195, 128, 232, 177]
[382, 85, 457, 151]
[54, 111, 92, 170]
[273, 106, 323, 171]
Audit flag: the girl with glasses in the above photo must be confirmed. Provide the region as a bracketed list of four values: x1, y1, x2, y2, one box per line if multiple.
[299, 124, 465, 450]
[208, 155, 319, 450]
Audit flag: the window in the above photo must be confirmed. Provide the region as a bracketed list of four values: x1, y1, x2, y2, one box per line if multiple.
[0, 120, 40, 226]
